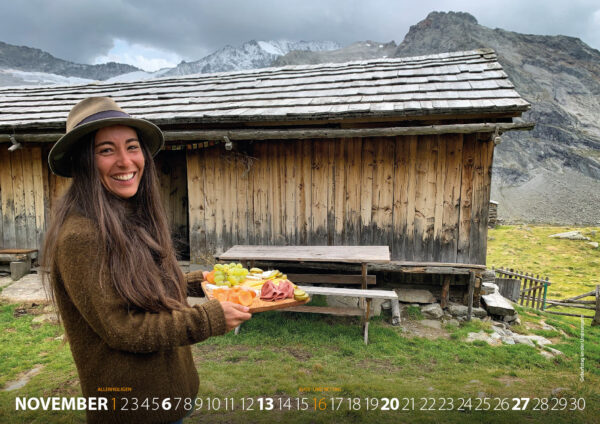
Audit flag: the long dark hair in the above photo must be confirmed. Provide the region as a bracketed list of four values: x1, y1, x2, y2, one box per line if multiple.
[42, 130, 188, 314]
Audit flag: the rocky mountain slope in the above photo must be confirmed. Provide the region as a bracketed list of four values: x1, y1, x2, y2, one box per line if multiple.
[272, 40, 396, 66]
[163, 40, 340, 76]
[394, 12, 600, 225]
[0, 41, 139, 84]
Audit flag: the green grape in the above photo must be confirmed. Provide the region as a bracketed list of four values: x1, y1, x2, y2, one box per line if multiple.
[214, 264, 223, 271]
[236, 263, 243, 268]
[227, 275, 236, 284]
[214, 275, 225, 283]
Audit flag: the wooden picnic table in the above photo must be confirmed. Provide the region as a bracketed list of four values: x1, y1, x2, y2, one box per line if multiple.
[217, 245, 394, 344]
[218, 245, 390, 288]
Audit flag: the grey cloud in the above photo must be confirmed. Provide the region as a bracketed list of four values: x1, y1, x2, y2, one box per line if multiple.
[0, 0, 598, 65]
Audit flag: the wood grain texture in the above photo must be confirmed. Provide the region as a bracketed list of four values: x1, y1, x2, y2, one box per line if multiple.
[186, 149, 205, 263]
[360, 137, 376, 244]
[219, 245, 390, 263]
[457, 134, 475, 263]
[440, 134, 463, 263]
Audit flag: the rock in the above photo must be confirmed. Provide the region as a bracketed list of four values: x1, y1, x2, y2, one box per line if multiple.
[492, 326, 506, 336]
[0, 274, 50, 304]
[541, 321, 556, 331]
[445, 319, 459, 327]
[420, 319, 442, 329]
[482, 270, 496, 281]
[540, 350, 554, 359]
[551, 388, 568, 397]
[504, 314, 518, 323]
[527, 335, 553, 346]
[466, 331, 499, 345]
[381, 299, 392, 310]
[513, 335, 536, 347]
[482, 292, 516, 316]
[32, 313, 58, 324]
[54, 334, 65, 341]
[546, 347, 563, 356]
[587, 241, 599, 248]
[501, 336, 515, 345]
[472, 307, 488, 318]
[447, 303, 469, 317]
[549, 231, 590, 240]
[2, 365, 44, 391]
[10, 261, 30, 281]
[395, 288, 436, 304]
[481, 282, 498, 295]
[492, 320, 507, 329]
[421, 303, 443, 319]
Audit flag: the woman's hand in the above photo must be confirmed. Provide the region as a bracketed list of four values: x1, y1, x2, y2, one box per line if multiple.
[220, 301, 252, 332]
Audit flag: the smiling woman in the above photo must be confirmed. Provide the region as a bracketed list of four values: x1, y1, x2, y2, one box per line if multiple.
[40, 97, 252, 424]
[93, 125, 145, 199]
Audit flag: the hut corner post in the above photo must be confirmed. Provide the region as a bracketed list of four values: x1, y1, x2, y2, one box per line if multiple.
[593, 285, 600, 327]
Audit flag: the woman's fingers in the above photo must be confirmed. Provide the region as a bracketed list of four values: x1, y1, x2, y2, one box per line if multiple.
[220, 301, 252, 332]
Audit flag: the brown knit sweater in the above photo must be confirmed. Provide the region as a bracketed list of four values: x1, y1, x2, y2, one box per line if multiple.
[52, 214, 226, 423]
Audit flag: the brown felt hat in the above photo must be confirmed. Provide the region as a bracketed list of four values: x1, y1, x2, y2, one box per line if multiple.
[49, 96, 164, 177]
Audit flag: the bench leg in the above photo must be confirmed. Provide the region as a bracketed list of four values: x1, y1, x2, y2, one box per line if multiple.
[363, 298, 372, 345]
[10, 260, 31, 281]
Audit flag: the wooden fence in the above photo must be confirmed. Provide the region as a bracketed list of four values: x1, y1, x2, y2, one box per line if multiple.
[493, 267, 550, 310]
[545, 285, 600, 325]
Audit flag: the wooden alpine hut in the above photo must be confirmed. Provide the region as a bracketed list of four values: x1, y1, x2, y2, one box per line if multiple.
[0, 49, 532, 279]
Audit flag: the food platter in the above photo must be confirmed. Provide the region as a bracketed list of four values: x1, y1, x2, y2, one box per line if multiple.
[201, 281, 310, 313]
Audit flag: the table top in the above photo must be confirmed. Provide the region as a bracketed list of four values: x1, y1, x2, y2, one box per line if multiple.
[218, 245, 390, 264]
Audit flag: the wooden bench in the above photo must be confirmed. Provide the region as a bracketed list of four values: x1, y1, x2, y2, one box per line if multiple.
[219, 245, 394, 343]
[0, 249, 38, 281]
[287, 285, 400, 344]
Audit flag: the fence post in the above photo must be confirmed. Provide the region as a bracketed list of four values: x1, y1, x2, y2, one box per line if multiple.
[542, 277, 548, 311]
[593, 285, 600, 327]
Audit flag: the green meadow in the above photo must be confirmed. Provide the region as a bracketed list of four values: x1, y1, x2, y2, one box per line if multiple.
[0, 225, 598, 423]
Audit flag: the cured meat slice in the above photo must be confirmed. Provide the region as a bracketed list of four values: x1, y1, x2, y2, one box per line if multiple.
[260, 280, 277, 300]
[278, 280, 294, 299]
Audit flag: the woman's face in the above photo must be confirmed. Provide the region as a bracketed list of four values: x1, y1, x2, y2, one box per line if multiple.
[94, 125, 145, 199]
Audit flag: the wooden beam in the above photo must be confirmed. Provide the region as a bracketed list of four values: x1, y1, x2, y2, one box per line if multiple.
[0, 122, 535, 144]
[283, 305, 363, 316]
[286, 273, 376, 285]
[593, 285, 600, 327]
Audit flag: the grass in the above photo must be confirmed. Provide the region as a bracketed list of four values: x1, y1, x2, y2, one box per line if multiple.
[1, 225, 599, 423]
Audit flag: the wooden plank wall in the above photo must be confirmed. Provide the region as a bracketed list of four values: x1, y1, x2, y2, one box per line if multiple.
[187, 134, 494, 264]
[0, 146, 46, 249]
[155, 151, 189, 258]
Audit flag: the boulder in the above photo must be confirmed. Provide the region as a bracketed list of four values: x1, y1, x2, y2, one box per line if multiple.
[421, 303, 443, 319]
[481, 292, 515, 316]
[549, 231, 590, 240]
[512, 335, 536, 347]
[466, 331, 499, 345]
[395, 288, 436, 304]
[447, 303, 469, 317]
[481, 282, 499, 295]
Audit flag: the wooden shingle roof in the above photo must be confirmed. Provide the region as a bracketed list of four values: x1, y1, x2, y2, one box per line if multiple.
[0, 48, 530, 131]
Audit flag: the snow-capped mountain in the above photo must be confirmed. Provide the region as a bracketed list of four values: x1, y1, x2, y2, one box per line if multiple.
[163, 39, 340, 76]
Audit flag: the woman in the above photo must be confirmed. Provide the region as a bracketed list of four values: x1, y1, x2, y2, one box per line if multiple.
[42, 97, 251, 424]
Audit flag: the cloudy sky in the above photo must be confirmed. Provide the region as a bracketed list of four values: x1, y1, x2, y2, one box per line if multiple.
[1, 0, 599, 72]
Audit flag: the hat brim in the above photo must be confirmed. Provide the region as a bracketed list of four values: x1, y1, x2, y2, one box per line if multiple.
[49, 116, 165, 178]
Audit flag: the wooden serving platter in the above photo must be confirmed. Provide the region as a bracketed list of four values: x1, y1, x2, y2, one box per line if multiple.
[201, 282, 310, 313]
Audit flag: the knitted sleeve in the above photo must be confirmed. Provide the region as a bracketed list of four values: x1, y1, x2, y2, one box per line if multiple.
[56, 219, 227, 353]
